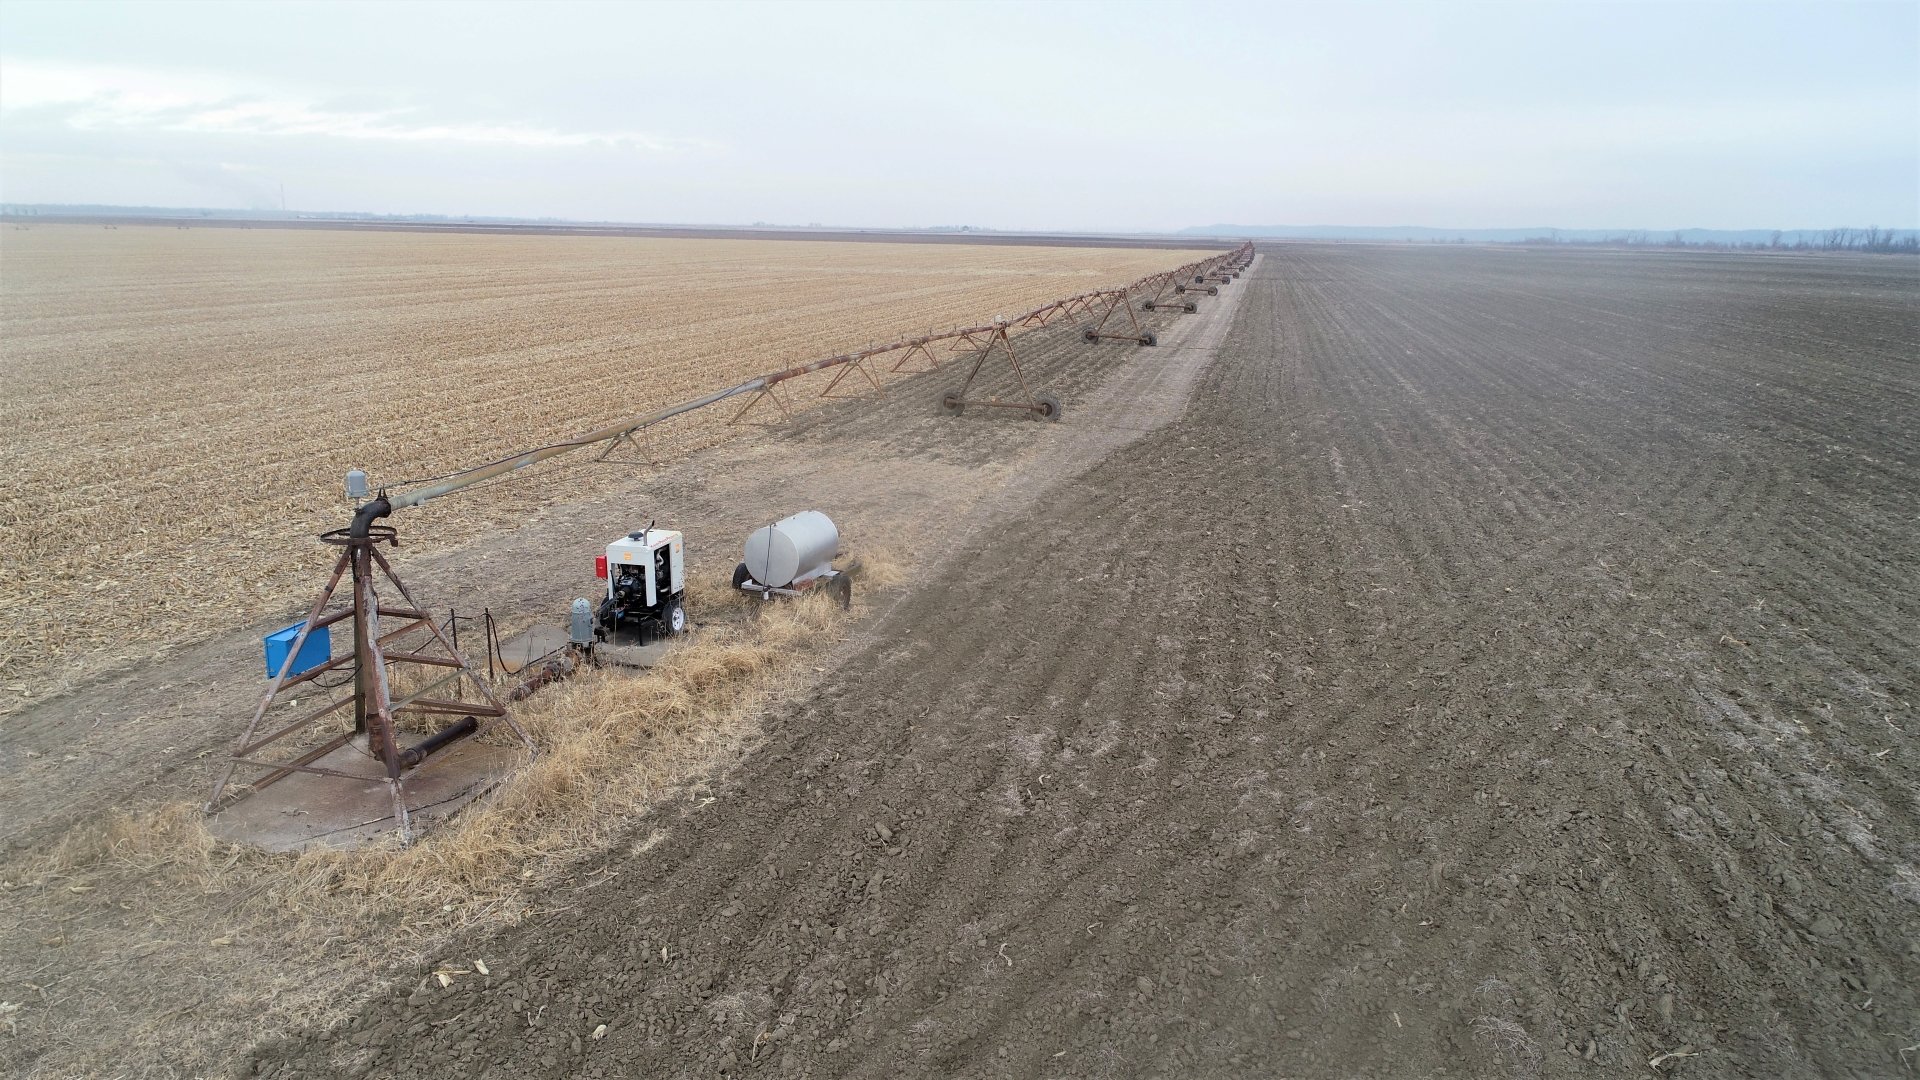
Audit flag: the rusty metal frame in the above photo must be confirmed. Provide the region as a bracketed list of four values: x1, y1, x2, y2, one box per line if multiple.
[819, 352, 886, 399]
[939, 320, 1061, 421]
[1139, 269, 1200, 315]
[1081, 287, 1156, 347]
[888, 338, 942, 373]
[205, 526, 535, 843]
[729, 378, 797, 424]
[947, 327, 992, 354]
[592, 422, 664, 467]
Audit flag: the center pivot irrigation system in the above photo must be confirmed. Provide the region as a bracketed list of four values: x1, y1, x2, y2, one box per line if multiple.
[205, 242, 1254, 843]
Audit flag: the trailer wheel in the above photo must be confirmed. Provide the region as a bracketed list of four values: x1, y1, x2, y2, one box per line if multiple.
[1081, 325, 1100, 343]
[1034, 392, 1063, 422]
[659, 598, 686, 638]
[940, 392, 964, 415]
[732, 561, 752, 589]
[831, 574, 853, 610]
[1139, 331, 1157, 347]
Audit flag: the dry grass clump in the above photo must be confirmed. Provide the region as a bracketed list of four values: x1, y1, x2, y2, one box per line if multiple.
[851, 548, 909, 591]
[358, 589, 846, 901]
[33, 797, 226, 885]
[1470, 1014, 1543, 1079]
[0, 581, 867, 1075]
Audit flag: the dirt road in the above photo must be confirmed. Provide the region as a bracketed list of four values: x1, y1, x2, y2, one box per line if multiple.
[256, 246, 1914, 1078]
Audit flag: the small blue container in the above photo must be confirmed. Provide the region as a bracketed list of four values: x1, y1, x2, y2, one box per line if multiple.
[264, 621, 332, 679]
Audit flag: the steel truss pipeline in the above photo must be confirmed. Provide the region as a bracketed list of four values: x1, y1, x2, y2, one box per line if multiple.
[385, 241, 1252, 512]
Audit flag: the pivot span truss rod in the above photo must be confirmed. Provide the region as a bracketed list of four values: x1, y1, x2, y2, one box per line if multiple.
[1081, 289, 1157, 347]
[940, 318, 1061, 421]
[380, 242, 1250, 512]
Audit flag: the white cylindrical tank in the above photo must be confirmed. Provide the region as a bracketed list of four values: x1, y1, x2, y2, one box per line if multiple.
[744, 511, 839, 588]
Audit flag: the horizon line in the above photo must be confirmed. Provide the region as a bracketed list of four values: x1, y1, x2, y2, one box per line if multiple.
[2, 202, 1915, 237]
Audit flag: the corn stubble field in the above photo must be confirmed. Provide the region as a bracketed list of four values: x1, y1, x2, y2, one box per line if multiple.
[0, 227, 1201, 705]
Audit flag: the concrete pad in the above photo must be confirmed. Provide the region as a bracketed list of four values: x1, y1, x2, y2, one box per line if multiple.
[498, 620, 694, 669]
[208, 738, 524, 852]
[498, 623, 573, 671]
[596, 628, 694, 669]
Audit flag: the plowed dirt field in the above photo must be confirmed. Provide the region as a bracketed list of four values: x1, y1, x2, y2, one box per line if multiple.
[240, 246, 1918, 1079]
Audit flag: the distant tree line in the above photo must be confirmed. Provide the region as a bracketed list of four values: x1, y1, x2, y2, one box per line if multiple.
[1806, 226, 1917, 252]
[1501, 227, 1917, 254]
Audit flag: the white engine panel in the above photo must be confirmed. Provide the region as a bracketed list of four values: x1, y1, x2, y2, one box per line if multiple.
[606, 530, 684, 605]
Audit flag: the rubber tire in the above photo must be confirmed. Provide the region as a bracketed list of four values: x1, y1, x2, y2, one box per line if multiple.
[1206, 286, 1219, 296]
[1141, 300, 1156, 312]
[658, 597, 686, 638]
[832, 574, 854, 610]
[1139, 331, 1157, 347]
[1081, 326, 1099, 343]
[941, 392, 964, 416]
[1183, 302, 1198, 313]
[732, 561, 752, 589]
[1034, 392, 1063, 422]
[1174, 284, 1187, 294]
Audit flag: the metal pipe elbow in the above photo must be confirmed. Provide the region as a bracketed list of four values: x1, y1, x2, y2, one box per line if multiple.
[348, 496, 392, 539]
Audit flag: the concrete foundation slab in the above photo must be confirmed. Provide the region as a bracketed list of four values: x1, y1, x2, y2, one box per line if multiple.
[498, 623, 573, 672]
[207, 738, 524, 852]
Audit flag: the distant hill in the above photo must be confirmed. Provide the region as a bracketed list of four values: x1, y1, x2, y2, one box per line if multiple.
[1179, 224, 1918, 249]
[5, 205, 1911, 250]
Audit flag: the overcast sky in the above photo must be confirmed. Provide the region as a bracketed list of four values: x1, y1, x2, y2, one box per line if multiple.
[1, 0, 1914, 231]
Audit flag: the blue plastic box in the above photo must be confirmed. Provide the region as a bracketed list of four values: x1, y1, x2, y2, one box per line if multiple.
[264, 621, 332, 679]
